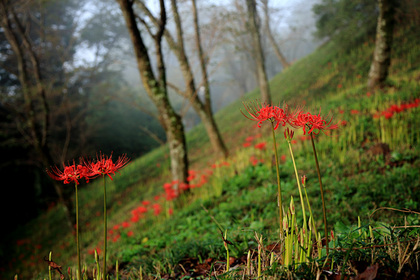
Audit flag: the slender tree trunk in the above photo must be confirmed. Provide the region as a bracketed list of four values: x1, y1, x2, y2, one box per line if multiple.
[117, 0, 188, 186]
[367, 0, 396, 90]
[191, 0, 210, 113]
[246, 0, 271, 104]
[261, 0, 290, 69]
[137, 0, 228, 159]
[191, 0, 229, 158]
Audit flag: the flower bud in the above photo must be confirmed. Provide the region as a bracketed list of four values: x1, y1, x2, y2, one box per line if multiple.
[301, 175, 307, 186]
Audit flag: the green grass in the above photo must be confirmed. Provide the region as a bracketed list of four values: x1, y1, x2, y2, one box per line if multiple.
[3, 23, 420, 279]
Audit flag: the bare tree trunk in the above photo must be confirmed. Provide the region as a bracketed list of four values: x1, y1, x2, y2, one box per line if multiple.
[117, 0, 188, 187]
[191, 0, 228, 158]
[246, 0, 271, 104]
[261, 0, 290, 69]
[367, 0, 396, 90]
[137, 0, 229, 159]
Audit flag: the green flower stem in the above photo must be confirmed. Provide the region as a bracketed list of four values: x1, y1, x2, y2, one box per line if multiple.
[103, 176, 107, 280]
[223, 230, 230, 273]
[257, 235, 262, 279]
[286, 140, 307, 228]
[271, 121, 284, 240]
[75, 183, 81, 280]
[303, 186, 318, 239]
[310, 133, 329, 255]
[48, 251, 52, 280]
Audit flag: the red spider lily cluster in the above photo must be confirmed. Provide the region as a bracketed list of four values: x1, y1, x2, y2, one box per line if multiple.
[373, 98, 420, 119]
[86, 162, 229, 253]
[162, 168, 214, 200]
[242, 101, 340, 135]
[47, 153, 130, 185]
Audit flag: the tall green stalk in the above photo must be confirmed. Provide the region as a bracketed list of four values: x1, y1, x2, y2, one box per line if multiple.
[271, 121, 284, 240]
[75, 183, 81, 280]
[310, 134, 329, 255]
[286, 139, 307, 229]
[48, 251, 52, 280]
[103, 176, 107, 279]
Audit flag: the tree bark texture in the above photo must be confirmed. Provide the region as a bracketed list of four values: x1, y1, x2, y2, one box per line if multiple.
[246, 0, 271, 104]
[367, 0, 396, 90]
[117, 0, 188, 186]
[137, 0, 228, 159]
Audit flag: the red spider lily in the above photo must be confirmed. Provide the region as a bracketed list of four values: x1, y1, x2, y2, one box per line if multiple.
[165, 189, 177, 201]
[142, 200, 150, 206]
[187, 170, 197, 182]
[127, 231, 134, 237]
[122, 221, 130, 228]
[242, 101, 288, 130]
[254, 142, 267, 150]
[47, 163, 92, 185]
[112, 234, 120, 243]
[152, 203, 161, 216]
[280, 154, 287, 162]
[179, 182, 190, 191]
[130, 215, 140, 223]
[242, 142, 251, 148]
[245, 136, 254, 142]
[250, 156, 261, 166]
[290, 110, 339, 135]
[85, 152, 130, 180]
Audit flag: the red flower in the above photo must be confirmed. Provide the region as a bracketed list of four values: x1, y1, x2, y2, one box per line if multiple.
[187, 170, 197, 182]
[242, 142, 251, 148]
[179, 182, 190, 191]
[152, 203, 161, 216]
[242, 101, 288, 130]
[127, 231, 134, 237]
[130, 215, 140, 223]
[254, 142, 266, 150]
[290, 110, 339, 135]
[122, 221, 130, 228]
[85, 152, 130, 180]
[280, 155, 286, 162]
[47, 162, 92, 185]
[245, 136, 254, 142]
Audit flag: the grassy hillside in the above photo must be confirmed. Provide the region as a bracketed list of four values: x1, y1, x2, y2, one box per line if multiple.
[3, 23, 420, 279]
